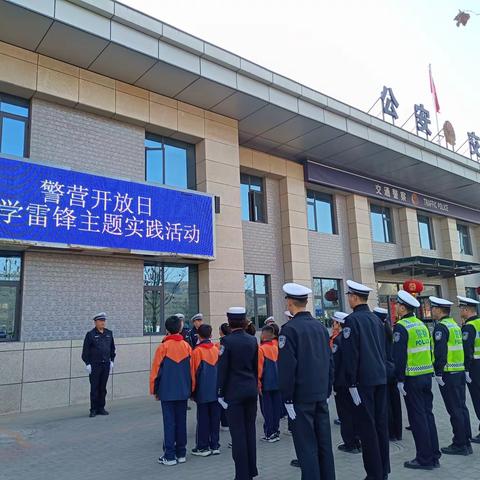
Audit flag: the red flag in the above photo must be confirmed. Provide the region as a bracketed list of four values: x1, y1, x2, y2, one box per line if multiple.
[429, 64, 440, 114]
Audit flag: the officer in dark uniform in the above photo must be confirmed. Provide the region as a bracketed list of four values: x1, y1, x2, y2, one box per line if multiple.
[187, 313, 203, 347]
[81, 312, 116, 417]
[392, 290, 440, 470]
[459, 295, 480, 443]
[431, 296, 473, 455]
[278, 283, 335, 480]
[342, 280, 390, 480]
[332, 311, 361, 454]
[217, 307, 258, 480]
[374, 306, 402, 441]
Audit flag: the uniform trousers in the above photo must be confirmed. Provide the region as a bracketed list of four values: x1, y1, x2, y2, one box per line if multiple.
[196, 401, 221, 450]
[161, 400, 188, 461]
[387, 381, 402, 440]
[89, 362, 109, 412]
[467, 365, 480, 432]
[260, 390, 282, 437]
[334, 387, 359, 448]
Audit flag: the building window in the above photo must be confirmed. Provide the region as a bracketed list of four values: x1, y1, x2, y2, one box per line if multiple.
[465, 287, 479, 301]
[418, 215, 435, 250]
[0, 94, 29, 157]
[370, 204, 394, 243]
[240, 174, 266, 222]
[307, 190, 335, 234]
[145, 134, 196, 190]
[457, 223, 473, 255]
[245, 273, 271, 328]
[143, 263, 198, 335]
[0, 254, 22, 342]
[313, 278, 342, 325]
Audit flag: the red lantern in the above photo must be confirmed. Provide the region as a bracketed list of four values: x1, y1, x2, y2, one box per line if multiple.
[325, 288, 338, 303]
[403, 279, 424, 297]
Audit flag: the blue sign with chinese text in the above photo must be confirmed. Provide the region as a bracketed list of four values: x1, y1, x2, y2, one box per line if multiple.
[0, 157, 215, 257]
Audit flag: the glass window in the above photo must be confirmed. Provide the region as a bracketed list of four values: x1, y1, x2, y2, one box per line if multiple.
[457, 223, 473, 255]
[418, 215, 435, 250]
[240, 174, 266, 223]
[370, 204, 394, 243]
[0, 94, 29, 157]
[145, 134, 195, 190]
[0, 254, 22, 341]
[465, 287, 479, 301]
[313, 278, 342, 325]
[143, 263, 198, 334]
[306, 190, 335, 234]
[244, 273, 271, 328]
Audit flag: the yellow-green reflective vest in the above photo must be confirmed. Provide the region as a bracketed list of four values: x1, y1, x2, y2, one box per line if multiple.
[467, 318, 480, 360]
[440, 317, 464, 372]
[397, 316, 434, 376]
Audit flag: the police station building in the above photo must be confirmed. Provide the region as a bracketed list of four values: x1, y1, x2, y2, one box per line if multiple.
[1, 0, 480, 414]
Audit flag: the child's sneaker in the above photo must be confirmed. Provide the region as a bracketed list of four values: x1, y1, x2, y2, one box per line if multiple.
[158, 456, 177, 466]
[177, 456, 186, 464]
[211, 448, 221, 455]
[267, 433, 280, 443]
[191, 448, 212, 457]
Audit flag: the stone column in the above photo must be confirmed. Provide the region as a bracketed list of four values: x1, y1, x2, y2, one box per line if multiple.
[398, 207, 421, 257]
[196, 113, 245, 331]
[346, 194, 377, 306]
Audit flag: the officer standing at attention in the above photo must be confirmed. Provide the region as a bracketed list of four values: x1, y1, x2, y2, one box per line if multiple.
[392, 291, 440, 470]
[373, 306, 402, 442]
[342, 280, 390, 480]
[81, 312, 116, 417]
[459, 295, 480, 443]
[431, 296, 473, 455]
[187, 313, 204, 347]
[278, 283, 335, 480]
[217, 307, 258, 480]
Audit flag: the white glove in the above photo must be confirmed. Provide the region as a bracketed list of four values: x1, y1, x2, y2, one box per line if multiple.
[110, 361, 114, 374]
[397, 382, 407, 397]
[218, 397, 228, 410]
[466, 372, 472, 384]
[349, 387, 361, 406]
[285, 403, 296, 420]
[435, 376, 445, 387]
[85, 364, 92, 375]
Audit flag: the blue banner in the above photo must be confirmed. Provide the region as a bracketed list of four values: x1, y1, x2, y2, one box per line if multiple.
[0, 157, 214, 257]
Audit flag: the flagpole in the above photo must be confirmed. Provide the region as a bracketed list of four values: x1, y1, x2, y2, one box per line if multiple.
[429, 64, 441, 145]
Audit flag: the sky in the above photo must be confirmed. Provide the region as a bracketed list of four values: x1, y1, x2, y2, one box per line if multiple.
[123, 0, 480, 155]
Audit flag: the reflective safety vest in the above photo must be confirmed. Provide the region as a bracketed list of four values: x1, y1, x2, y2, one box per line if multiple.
[467, 318, 480, 360]
[397, 316, 434, 376]
[440, 318, 464, 372]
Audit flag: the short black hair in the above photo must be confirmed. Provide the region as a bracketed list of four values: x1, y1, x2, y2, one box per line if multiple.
[165, 315, 182, 334]
[270, 322, 280, 338]
[228, 317, 248, 329]
[198, 324, 212, 339]
[291, 298, 308, 308]
[437, 306, 451, 316]
[219, 323, 231, 336]
[262, 325, 275, 335]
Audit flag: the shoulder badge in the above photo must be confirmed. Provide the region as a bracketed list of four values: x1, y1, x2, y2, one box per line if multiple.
[332, 344, 338, 354]
[463, 331, 469, 341]
[435, 331, 443, 341]
[278, 335, 286, 349]
[393, 332, 401, 343]
[219, 345, 225, 356]
[343, 327, 351, 339]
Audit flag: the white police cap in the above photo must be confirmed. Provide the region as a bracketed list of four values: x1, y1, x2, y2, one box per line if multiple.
[373, 307, 389, 315]
[226, 307, 246, 320]
[284, 310, 294, 318]
[397, 290, 420, 308]
[191, 313, 204, 322]
[346, 280, 373, 296]
[457, 295, 480, 307]
[283, 283, 312, 300]
[429, 296, 453, 307]
[332, 311, 348, 323]
[265, 316, 275, 324]
[174, 313, 185, 320]
[93, 312, 106, 321]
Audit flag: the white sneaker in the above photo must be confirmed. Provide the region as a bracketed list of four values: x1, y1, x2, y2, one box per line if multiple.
[211, 448, 221, 455]
[191, 448, 211, 457]
[267, 434, 280, 443]
[177, 456, 186, 464]
[158, 456, 177, 466]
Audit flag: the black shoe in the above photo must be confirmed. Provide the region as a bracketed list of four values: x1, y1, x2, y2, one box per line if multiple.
[433, 459, 440, 468]
[390, 436, 402, 441]
[290, 459, 300, 468]
[404, 459, 433, 470]
[467, 444, 473, 454]
[97, 409, 109, 415]
[338, 443, 361, 454]
[89, 410, 96, 418]
[334, 418, 341, 425]
[441, 444, 469, 456]
[405, 425, 412, 431]
[471, 434, 480, 444]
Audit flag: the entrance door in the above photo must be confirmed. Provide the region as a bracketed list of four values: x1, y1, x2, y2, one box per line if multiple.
[0, 284, 19, 340]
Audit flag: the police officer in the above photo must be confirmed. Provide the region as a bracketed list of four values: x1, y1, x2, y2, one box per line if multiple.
[374, 306, 402, 442]
[217, 307, 258, 480]
[81, 312, 116, 417]
[392, 291, 440, 470]
[431, 296, 472, 455]
[459, 295, 480, 443]
[278, 283, 335, 480]
[342, 280, 390, 480]
[332, 311, 361, 454]
[187, 313, 203, 347]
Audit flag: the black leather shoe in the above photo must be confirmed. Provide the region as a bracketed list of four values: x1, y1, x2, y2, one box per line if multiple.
[290, 459, 300, 467]
[404, 459, 433, 470]
[405, 425, 412, 431]
[89, 411, 96, 418]
[441, 444, 469, 455]
[97, 409, 109, 415]
[338, 443, 361, 454]
[471, 434, 480, 444]
[334, 418, 341, 425]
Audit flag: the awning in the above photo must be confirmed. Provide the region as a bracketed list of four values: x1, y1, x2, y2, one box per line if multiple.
[374, 256, 480, 278]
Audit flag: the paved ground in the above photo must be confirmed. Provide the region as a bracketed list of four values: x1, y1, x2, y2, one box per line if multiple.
[1, 387, 480, 480]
